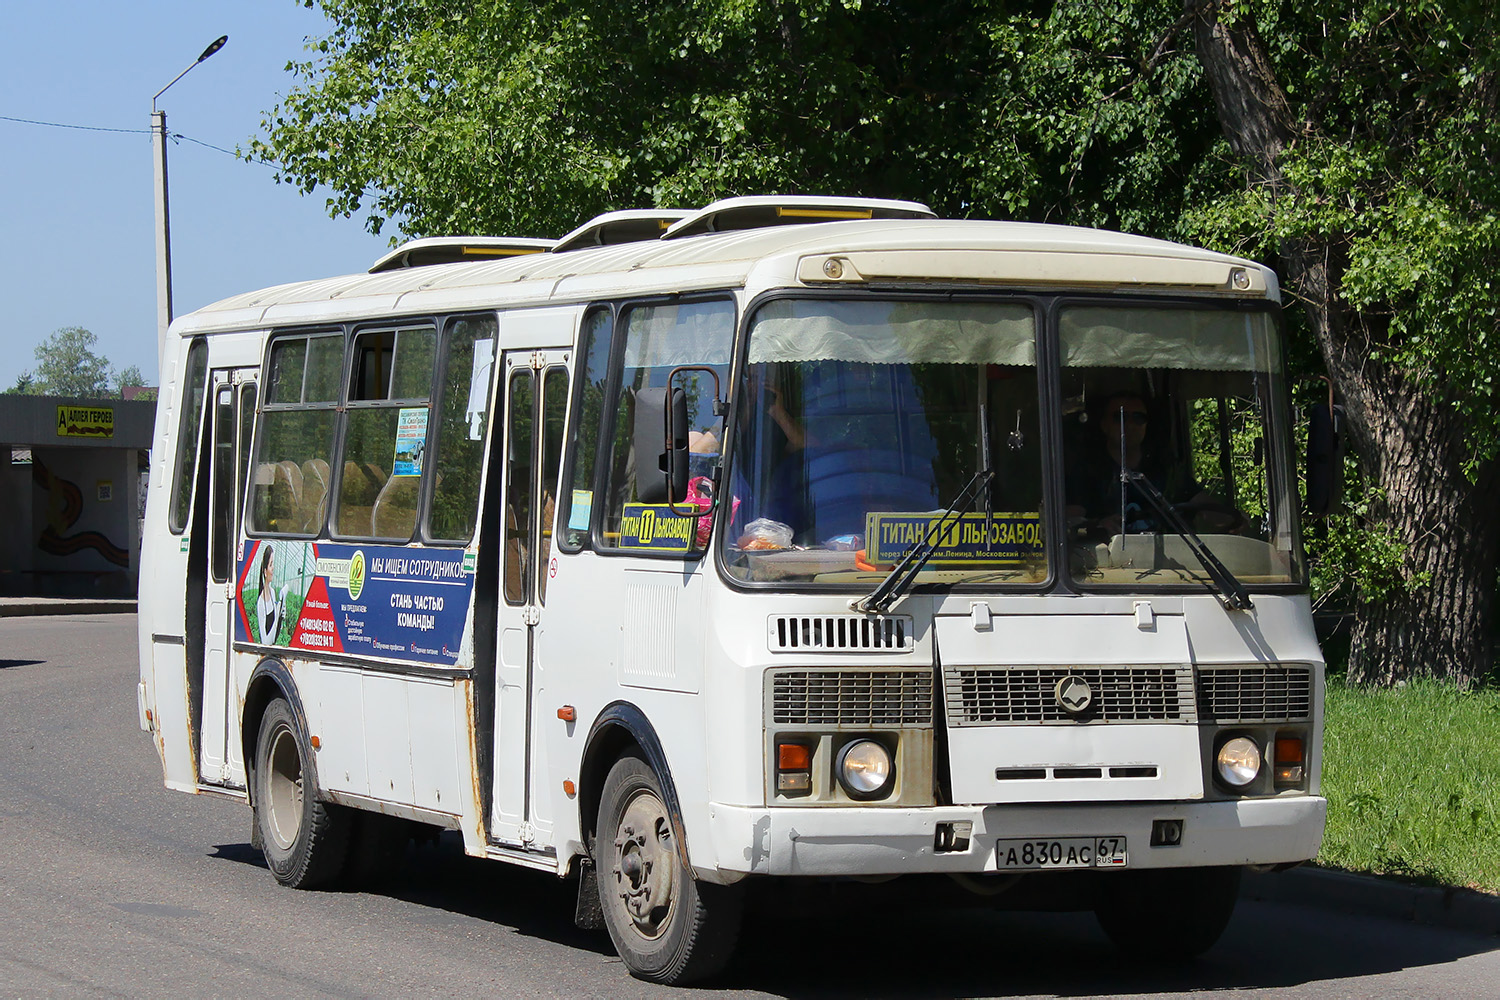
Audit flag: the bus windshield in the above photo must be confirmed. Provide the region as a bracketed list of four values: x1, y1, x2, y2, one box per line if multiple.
[722, 297, 1303, 591]
[1060, 303, 1302, 590]
[723, 297, 1046, 587]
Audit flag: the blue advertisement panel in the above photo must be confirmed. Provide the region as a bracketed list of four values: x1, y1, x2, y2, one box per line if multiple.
[864, 511, 1045, 565]
[235, 539, 474, 666]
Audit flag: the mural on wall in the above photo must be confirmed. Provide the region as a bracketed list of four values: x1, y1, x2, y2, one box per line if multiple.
[31, 457, 128, 568]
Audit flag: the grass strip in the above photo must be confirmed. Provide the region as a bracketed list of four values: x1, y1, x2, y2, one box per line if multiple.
[1319, 678, 1500, 893]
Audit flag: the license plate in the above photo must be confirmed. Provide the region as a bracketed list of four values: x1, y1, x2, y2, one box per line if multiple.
[995, 836, 1128, 870]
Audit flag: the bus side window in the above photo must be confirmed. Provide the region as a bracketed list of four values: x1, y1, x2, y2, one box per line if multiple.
[168, 339, 209, 534]
[557, 308, 612, 551]
[335, 324, 435, 540]
[251, 332, 341, 535]
[427, 315, 498, 543]
[538, 365, 568, 603]
[503, 369, 535, 604]
[599, 300, 733, 554]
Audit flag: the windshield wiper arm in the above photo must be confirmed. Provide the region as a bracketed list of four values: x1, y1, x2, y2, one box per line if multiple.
[850, 469, 995, 615]
[1125, 471, 1253, 611]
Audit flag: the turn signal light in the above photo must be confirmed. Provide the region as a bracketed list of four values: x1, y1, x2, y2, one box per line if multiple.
[778, 744, 811, 770]
[1274, 736, 1305, 788]
[777, 742, 812, 794]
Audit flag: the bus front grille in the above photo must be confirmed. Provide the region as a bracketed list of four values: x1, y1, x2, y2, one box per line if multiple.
[1197, 665, 1313, 722]
[767, 615, 915, 652]
[945, 665, 1196, 726]
[770, 669, 933, 727]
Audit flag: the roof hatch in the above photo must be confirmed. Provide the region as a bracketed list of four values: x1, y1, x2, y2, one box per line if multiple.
[662, 195, 936, 240]
[368, 236, 556, 273]
[552, 209, 692, 253]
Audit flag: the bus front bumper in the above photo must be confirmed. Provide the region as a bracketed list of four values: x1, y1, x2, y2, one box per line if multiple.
[707, 796, 1326, 877]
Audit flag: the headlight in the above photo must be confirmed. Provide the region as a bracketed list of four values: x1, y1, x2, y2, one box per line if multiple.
[837, 739, 894, 799]
[1215, 736, 1262, 787]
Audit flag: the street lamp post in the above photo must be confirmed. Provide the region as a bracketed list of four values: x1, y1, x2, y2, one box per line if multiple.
[152, 35, 227, 369]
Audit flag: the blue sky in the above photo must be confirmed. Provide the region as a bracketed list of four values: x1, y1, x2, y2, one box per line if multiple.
[1, 2, 394, 390]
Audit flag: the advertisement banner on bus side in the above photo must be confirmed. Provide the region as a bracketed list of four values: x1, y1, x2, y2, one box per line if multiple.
[235, 539, 472, 666]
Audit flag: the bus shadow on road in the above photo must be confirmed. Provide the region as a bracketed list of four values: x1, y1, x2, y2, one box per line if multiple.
[211, 832, 1499, 996]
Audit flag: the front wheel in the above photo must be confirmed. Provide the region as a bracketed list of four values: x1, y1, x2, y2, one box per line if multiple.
[595, 755, 742, 985]
[1094, 866, 1242, 961]
[253, 698, 349, 889]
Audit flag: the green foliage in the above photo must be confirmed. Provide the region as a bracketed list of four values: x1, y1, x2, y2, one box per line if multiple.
[254, 0, 1015, 238]
[1321, 678, 1500, 891]
[5, 371, 37, 395]
[1178, 0, 1500, 468]
[31, 327, 113, 398]
[1309, 490, 1432, 608]
[115, 364, 158, 400]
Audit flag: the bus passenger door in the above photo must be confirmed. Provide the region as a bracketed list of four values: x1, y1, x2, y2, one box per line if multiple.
[199, 370, 257, 786]
[492, 350, 569, 847]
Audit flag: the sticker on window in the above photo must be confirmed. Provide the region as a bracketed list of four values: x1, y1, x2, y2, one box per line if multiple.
[393, 407, 429, 477]
[618, 504, 696, 552]
[864, 512, 1044, 565]
[568, 490, 593, 531]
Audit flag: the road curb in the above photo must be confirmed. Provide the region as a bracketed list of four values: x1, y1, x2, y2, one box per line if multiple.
[0, 600, 137, 617]
[1244, 865, 1500, 936]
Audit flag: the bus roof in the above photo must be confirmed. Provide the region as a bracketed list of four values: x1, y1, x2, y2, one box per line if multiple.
[171, 218, 1278, 337]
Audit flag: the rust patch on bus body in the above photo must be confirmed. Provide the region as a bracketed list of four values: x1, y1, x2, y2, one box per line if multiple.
[460, 677, 487, 847]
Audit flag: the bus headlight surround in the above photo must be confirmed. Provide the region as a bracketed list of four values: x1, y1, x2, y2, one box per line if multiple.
[1215, 736, 1262, 788]
[837, 739, 895, 800]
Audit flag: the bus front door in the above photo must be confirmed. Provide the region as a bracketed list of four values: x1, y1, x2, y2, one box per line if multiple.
[199, 370, 257, 787]
[492, 350, 569, 848]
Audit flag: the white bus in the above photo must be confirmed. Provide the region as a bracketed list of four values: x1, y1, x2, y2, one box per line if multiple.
[139, 195, 1326, 985]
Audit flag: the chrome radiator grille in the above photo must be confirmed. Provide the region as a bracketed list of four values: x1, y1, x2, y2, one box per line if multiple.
[770, 669, 933, 728]
[945, 665, 1196, 726]
[1197, 665, 1313, 722]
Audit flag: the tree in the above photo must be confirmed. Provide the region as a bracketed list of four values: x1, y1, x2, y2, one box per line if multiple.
[31, 327, 113, 398]
[5, 371, 37, 395]
[115, 364, 157, 401]
[1178, 0, 1500, 687]
[254, 0, 1500, 686]
[251, 1, 1030, 237]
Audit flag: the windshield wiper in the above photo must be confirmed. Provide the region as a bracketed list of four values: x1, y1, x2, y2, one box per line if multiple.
[1125, 471, 1254, 611]
[850, 469, 995, 615]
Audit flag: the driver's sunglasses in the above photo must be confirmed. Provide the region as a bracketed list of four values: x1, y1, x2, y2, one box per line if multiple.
[1110, 410, 1148, 425]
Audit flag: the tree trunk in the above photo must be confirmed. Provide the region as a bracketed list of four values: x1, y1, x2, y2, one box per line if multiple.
[1189, 2, 1500, 687]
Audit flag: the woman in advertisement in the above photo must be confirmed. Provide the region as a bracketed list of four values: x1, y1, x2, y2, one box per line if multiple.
[255, 545, 286, 644]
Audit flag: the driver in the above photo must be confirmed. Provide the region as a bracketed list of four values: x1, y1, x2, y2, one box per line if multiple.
[1065, 391, 1245, 537]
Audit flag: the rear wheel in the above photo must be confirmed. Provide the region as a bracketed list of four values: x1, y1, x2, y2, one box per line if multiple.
[253, 698, 349, 889]
[1094, 866, 1242, 961]
[595, 755, 742, 984]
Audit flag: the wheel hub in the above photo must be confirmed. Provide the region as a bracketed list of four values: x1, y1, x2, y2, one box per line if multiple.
[611, 793, 676, 937]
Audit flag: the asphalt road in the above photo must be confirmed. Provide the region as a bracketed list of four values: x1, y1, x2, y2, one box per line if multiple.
[3, 613, 1498, 998]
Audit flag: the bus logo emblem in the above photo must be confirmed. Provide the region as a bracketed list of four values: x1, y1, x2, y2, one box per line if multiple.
[1055, 675, 1093, 715]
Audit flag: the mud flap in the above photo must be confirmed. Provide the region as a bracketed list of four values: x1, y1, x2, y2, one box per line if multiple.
[574, 858, 605, 930]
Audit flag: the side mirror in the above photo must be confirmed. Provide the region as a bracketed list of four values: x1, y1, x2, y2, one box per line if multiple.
[1305, 400, 1345, 516]
[632, 385, 688, 504]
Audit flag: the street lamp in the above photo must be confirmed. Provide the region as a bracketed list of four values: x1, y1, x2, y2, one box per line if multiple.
[152, 35, 227, 368]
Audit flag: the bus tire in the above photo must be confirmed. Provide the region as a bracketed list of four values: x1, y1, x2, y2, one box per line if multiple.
[253, 697, 349, 889]
[596, 754, 742, 984]
[1093, 865, 1241, 961]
